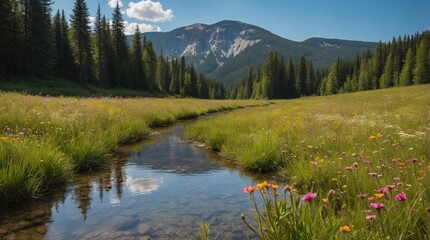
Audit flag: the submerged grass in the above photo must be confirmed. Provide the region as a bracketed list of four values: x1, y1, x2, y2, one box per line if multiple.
[0, 92, 267, 203]
[186, 85, 430, 239]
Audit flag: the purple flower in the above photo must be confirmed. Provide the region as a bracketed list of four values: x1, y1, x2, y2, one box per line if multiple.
[395, 193, 407, 201]
[357, 193, 368, 199]
[366, 215, 377, 220]
[303, 193, 317, 202]
[370, 202, 385, 211]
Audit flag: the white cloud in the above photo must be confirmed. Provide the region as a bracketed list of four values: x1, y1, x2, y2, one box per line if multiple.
[126, 0, 174, 22]
[108, 0, 123, 8]
[88, 16, 95, 28]
[124, 21, 161, 35]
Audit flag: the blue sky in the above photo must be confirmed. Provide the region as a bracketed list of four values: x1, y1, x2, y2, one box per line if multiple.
[52, 0, 430, 42]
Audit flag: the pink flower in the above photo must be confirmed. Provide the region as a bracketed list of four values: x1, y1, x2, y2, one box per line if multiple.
[345, 166, 353, 171]
[310, 161, 318, 167]
[357, 193, 368, 199]
[395, 193, 407, 201]
[243, 185, 256, 194]
[303, 193, 317, 202]
[375, 187, 389, 194]
[408, 157, 417, 163]
[370, 202, 385, 211]
[366, 215, 377, 220]
[362, 210, 372, 214]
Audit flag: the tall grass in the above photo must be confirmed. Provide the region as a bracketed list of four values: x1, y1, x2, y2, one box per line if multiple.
[0, 92, 267, 202]
[186, 85, 430, 239]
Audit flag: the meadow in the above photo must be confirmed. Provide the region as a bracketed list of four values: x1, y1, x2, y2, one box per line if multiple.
[0, 93, 267, 203]
[186, 85, 430, 239]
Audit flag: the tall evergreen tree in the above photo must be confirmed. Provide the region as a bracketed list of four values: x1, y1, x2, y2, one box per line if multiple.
[412, 35, 430, 84]
[0, 0, 23, 76]
[70, 0, 93, 85]
[295, 56, 307, 97]
[380, 53, 393, 88]
[130, 25, 144, 90]
[399, 48, 415, 86]
[111, 1, 129, 87]
[24, 0, 56, 76]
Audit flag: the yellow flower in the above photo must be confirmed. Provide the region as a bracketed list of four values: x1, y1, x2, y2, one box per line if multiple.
[331, 178, 338, 182]
[376, 133, 383, 138]
[374, 193, 384, 198]
[271, 184, 279, 190]
[369, 135, 376, 140]
[342, 185, 347, 189]
[340, 225, 352, 233]
[322, 198, 328, 203]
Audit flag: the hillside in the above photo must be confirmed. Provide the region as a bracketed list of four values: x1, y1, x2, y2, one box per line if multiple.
[141, 20, 377, 84]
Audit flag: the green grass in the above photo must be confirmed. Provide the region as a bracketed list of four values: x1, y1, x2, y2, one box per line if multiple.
[186, 84, 430, 239]
[0, 92, 268, 203]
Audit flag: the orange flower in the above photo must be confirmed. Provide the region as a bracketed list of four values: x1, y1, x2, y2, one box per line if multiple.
[257, 181, 269, 189]
[322, 198, 328, 203]
[340, 225, 352, 233]
[374, 193, 384, 198]
[271, 184, 279, 190]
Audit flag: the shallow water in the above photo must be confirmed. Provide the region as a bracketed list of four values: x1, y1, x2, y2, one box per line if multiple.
[0, 120, 280, 239]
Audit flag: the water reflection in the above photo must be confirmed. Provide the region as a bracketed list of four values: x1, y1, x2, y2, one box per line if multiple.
[125, 177, 164, 195]
[0, 121, 281, 240]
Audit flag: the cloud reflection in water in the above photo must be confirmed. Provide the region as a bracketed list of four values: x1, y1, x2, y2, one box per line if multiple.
[125, 177, 164, 195]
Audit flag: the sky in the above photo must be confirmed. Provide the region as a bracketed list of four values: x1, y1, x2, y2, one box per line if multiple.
[52, 0, 430, 42]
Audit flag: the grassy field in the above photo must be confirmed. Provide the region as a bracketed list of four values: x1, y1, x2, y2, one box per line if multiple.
[186, 85, 430, 239]
[0, 92, 267, 203]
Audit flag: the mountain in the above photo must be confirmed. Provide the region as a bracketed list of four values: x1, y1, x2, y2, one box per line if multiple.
[141, 20, 377, 84]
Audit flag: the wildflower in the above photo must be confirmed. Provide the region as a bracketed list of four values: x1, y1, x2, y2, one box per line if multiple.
[271, 184, 279, 190]
[366, 215, 377, 220]
[331, 178, 338, 182]
[310, 161, 318, 167]
[395, 193, 407, 201]
[362, 210, 372, 214]
[375, 187, 388, 194]
[374, 193, 384, 198]
[357, 193, 368, 199]
[408, 157, 417, 163]
[322, 198, 328, 203]
[257, 181, 269, 189]
[353, 162, 359, 168]
[368, 172, 378, 177]
[367, 197, 375, 202]
[376, 133, 383, 138]
[303, 193, 317, 202]
[340, 225, 352, 233]
[243, 185, 256, 194]
[385, 184, 396, 191]
[345, 166, 353, 171]
[370, 202, 385, 211]
[369, 135, 376, 140]
[328, 189, 336, 196]
[342, 185, 347, 189]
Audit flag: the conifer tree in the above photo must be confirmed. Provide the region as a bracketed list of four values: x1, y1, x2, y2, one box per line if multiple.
[380, 53, 393, 88]
[399, 48, 415, 86]
[111, 1, 129, 87]
[412, 36, 430, 84]
[295, 56, 307, 97]
[70, 0, 93, 85]
[130, 25, 144, 89]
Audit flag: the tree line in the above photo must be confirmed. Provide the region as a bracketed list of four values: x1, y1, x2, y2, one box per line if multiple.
[229, 31, 430, 99]
[0, 0, 226, 99]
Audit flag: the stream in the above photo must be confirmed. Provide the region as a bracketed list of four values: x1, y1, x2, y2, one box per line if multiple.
[0, 119, 280, 239]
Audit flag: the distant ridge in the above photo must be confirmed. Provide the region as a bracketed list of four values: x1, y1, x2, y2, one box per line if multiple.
[140, 20, 377, 84]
